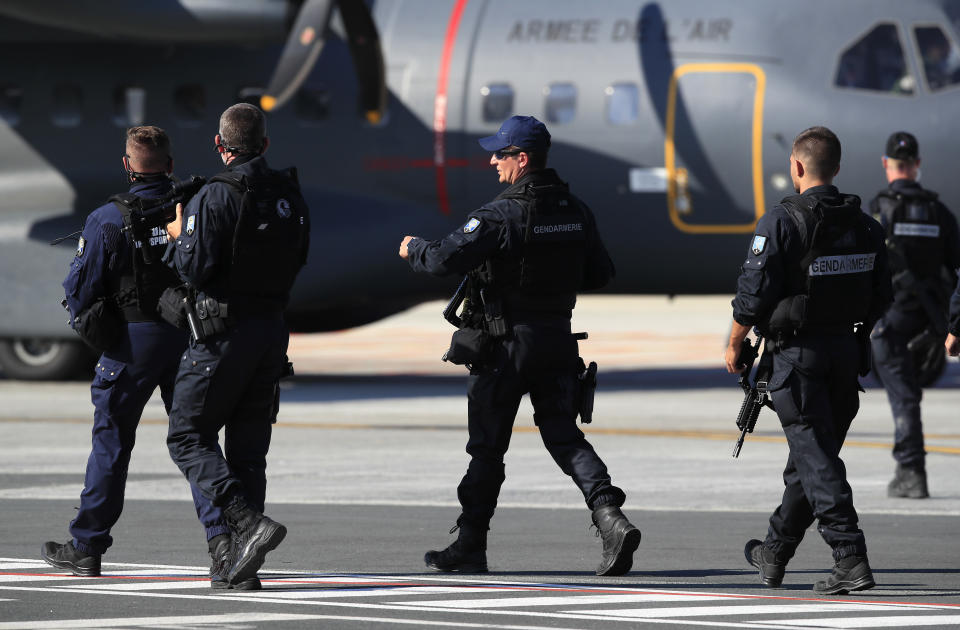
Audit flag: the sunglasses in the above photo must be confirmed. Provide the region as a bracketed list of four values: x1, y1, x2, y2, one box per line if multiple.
[494, 148, 524, 159]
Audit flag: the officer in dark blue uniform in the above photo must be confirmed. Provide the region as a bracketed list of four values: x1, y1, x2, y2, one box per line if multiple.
[165, 103, 310, 590]
[399, 115, 640, 576]
[726, 127, 892, 595]
[42, 126, 228, 579]
[868, 131, 960, 499]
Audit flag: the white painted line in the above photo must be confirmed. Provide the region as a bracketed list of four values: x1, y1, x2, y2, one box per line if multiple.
[243, 586, 523, 600]
[751, 615, 960, 628]
[570, 603, 924, 619]
[59, 580, 210, 591]
[0, 611, 597, 630]
[391, 593, 727, 608]
[0, 562, 48, 570]
[0, 575, 80, 583]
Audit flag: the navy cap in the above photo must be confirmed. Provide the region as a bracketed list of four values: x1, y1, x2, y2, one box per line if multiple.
[885, 131, 919, 161]
[478, 115, 551, 152]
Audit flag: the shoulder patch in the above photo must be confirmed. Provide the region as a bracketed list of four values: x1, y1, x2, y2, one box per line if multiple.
[463, 218, 480, 233]
[75, 236, 85, 257]
[751, 234, 767, 255]
[276, 198, 292, 219]
[185, 214, 196, 236]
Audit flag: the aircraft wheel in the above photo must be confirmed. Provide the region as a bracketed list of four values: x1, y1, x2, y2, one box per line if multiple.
[0, 338, 95, 380]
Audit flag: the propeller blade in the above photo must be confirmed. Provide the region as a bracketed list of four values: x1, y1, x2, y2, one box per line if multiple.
[260, 0, 336, 112]
[337, 0, 387, 124]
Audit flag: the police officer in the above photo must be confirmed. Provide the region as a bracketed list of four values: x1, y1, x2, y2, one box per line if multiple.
[165, 103, 310, 589]
[726, 127, 891, 595]
[399, 115, 640, 576]
[868, 131, 960, 499]
[42, 126, 229, 580]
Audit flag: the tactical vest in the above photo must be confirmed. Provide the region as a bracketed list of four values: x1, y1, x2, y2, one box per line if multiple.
[108, 193, 181, 322]
[210, 167, 309, 313]
[765, 194, 876, 334]
[873, 187, 944, 282]
[473, 180, 587, 315]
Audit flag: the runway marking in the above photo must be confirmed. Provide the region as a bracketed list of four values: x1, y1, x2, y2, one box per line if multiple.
[2, 560, 960, 629]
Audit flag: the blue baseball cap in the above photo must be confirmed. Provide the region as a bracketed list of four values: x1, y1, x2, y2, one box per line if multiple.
[478, 115, 551, 152]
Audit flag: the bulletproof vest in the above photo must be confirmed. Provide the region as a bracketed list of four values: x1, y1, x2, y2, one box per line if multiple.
[210, 167, 309, 313]
[480, 180, 587, 313]
[109, 193, 181, 322]
[873, 187, 944, 281]
[769, 194, 876, 333]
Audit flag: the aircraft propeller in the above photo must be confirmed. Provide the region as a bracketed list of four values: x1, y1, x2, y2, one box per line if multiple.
[261, 0, 386, 123]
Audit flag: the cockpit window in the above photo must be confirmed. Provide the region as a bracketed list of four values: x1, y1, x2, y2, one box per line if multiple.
[481, 83, 514, 123]
[915, 26, 960, 91]
[835, 23, 914, 94]
[544, 83, 576, 124]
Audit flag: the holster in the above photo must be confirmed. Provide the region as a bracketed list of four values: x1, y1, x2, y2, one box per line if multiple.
[577, 357, 598, 424]
[73, 297, 123, 353]
[195, 297, 231, 338]
[442, 327, 490, 367]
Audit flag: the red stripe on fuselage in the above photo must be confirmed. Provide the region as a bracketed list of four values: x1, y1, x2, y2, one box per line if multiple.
[433, 0, 470, 215]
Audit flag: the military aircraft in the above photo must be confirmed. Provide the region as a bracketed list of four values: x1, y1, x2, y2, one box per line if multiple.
[0, 0, 958, 379]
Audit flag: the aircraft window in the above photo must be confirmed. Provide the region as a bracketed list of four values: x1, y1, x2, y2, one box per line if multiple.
[915, 26, 960, 91]
[113, 86, 146, 127]
[544, 83, 576, 124]
[481, 83, 514, 123]
[52, 85, 83, 127]
[0, 86, 23, 126]
[605, 83, 639, 126]
[174, 85, 206, 125]
[834, 23, 914, 94]
[295, 88, 330, 125]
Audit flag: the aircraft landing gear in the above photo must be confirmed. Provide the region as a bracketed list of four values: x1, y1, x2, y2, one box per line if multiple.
[0, 338, 94, 380]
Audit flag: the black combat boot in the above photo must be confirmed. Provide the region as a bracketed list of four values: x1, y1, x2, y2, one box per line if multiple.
[424, 519, 488, 573]
[813, 555, 875, 595]
[744, 539, 787, 587]
[209, 534, 231, 589]
[40, 540, 101, 577]
[887, 465, 929, 498]
[222, 497, 286, 587]
[591, 505, 641, 576]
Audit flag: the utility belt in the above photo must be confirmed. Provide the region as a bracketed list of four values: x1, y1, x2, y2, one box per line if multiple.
[157, 285, 233, 343]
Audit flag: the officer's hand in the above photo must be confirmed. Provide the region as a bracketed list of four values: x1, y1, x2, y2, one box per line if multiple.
[946, 333, 960, 357]
[167, 202, 184, 239]
[724, 343, 745, 374]
[398, 235, 417, 259]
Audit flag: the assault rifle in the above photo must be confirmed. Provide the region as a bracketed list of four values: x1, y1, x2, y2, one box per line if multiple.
[732, 334, 774, 458]
[442, 276, 468, 328]
[121, 175, 206, 264]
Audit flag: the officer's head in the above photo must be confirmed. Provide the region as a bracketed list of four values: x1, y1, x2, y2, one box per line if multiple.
[882, 131, 921, 183]
[123, 125, 172, 182]
[478, 115, 551, 185]
[789, 126, 841, 193]
[216, 103, 269, 164]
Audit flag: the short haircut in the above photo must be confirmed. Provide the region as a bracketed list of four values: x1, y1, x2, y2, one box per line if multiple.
[219, 103, 266, 154]
[792, 126, 841, 181]
[125, 125, 170, 173]
[521, 148, 548, 171]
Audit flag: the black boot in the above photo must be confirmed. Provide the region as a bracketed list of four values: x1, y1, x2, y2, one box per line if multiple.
[744, 539, 787, 587]
[222, 497, 286, 586]
[591, 505, 641, 576]
[813, 555, 875, 595]
[888, 465, 928, 498]
[209, 535, 231, 589]
[40, 540, 101, 577]
[424, 520, 488, 573]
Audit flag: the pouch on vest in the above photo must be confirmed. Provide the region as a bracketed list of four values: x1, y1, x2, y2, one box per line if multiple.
[157, 285, 190, 330]
[74, 297, 122, 353]
[764, 294, 807, 336]
[442, 327, 490, 366]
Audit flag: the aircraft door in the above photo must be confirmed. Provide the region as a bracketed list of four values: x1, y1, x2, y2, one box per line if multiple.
[665, 63, 766, 233]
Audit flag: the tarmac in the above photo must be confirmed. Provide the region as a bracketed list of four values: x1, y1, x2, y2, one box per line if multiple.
[1, 296, 958, 629]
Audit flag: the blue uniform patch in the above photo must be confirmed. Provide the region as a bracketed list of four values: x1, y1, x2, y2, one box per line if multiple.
[185, 215, 196, 236]
[751, 234, 767, 255]
[463, 218, 480, 233]
[76, 236, 85, 257]
[276, 198, 291, 218]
